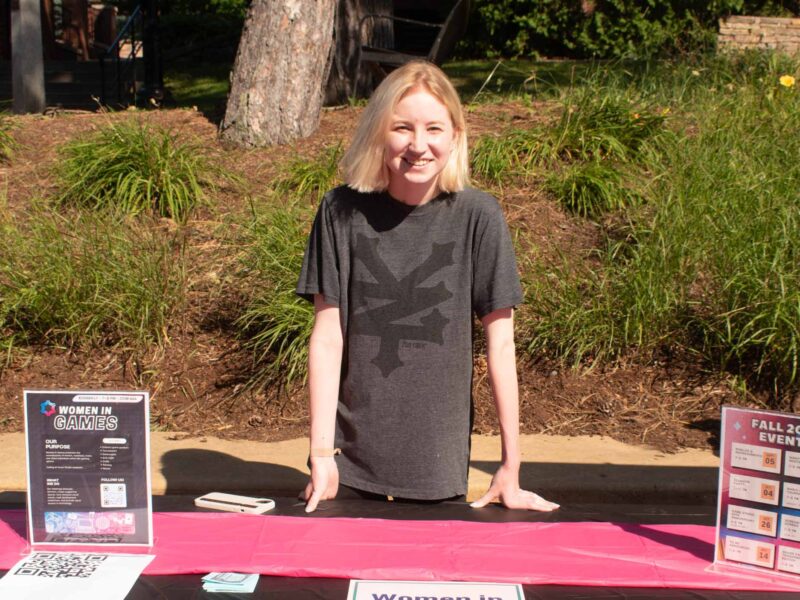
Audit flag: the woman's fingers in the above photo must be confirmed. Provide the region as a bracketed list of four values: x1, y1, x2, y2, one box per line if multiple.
[469, 489, 498, 508]
[472, 487, 560, 512]
[305, 486, 325, 513]
[516, 490, 559, 512]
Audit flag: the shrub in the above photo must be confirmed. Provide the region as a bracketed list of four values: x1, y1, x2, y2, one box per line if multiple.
[55, 120, 215, 223]
[463, 0, 800, 59]
[236, 201, 316, 390]
[0, 208, 185, 349]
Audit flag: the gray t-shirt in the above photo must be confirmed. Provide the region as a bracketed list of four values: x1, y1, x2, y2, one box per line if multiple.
[297, 185, 523, 499]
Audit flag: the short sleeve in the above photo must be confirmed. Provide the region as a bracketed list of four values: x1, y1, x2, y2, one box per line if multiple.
[471, 198, 524, 318]
[296, 195, 340, 306]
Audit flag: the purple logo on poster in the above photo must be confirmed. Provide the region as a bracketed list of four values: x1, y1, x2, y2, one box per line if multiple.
[40, 400, 56, 417]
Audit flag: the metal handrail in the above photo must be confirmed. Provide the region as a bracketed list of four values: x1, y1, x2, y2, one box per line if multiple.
[107, 4, 142, 54]
[99, 4, 143, 106]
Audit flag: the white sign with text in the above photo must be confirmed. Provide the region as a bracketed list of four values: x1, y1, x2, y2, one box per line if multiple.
[347, 580, 523, 600]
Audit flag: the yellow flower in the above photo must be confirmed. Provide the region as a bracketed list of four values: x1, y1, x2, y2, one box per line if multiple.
[779, 75, 796, 88]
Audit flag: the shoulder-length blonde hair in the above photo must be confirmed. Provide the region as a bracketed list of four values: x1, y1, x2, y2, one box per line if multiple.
[341, 60, 469, 193]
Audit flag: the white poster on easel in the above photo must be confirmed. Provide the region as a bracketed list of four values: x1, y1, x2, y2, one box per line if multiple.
[23, 390, 153, 546]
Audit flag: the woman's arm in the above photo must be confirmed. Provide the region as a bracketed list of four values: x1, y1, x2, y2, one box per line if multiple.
[302, 294, 344, 513]
[470, 307, 559, 511]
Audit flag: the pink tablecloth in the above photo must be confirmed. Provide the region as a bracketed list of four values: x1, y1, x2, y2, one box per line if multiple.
[1, 510, 797, 590]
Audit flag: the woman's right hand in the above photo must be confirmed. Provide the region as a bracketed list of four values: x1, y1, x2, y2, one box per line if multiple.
[303, 456, 340, 513]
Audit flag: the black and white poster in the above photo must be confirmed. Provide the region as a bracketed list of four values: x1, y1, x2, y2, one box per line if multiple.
[24, 390, 152, 546]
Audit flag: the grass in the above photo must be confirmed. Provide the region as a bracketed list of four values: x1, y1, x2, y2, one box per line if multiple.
[4, 53, 797, 404]
[0, 114, 16, 162]
[517, 55, 800, 403]
[164, 60, 232, 119]
[211, 53, 799, 401]
[445, 59, 602, 103]
[236, 200, 316, 390]
[471, 85, 665, 220]
[0, 206, 186, 350]
[658, 83, 800, 393]
[272, 144, 343, 204]
[55, 119, 216, 223]
[546, 91, 668, 163]
[544, 159, 640, 217]
[470, 130, 531, 185]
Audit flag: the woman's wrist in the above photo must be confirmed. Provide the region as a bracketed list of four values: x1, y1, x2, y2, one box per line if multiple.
[500, 455, 521, 472]
[310, 447, 341, 458]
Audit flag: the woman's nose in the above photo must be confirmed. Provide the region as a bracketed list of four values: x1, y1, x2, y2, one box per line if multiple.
[408, 129, 427, 153]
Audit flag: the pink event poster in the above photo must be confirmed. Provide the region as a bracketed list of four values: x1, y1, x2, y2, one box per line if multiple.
[716, 405, 800, 578]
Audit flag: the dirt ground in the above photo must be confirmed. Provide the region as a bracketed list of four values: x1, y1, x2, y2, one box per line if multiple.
[0, 105, 748, 452]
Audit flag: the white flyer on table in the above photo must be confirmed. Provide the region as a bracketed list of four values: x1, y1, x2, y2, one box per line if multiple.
[348, 580, 524, 600]
[0, 552, 154, 600]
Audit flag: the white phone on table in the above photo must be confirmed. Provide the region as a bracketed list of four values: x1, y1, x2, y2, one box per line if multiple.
[194, 492, 276, 514]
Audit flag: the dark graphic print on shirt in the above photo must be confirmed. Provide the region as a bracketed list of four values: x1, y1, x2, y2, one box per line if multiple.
[351, 233, 454, 377]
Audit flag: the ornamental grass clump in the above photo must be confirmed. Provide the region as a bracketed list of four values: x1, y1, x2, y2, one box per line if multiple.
[547, 91, 667, 163]
[470, 128, 548, 185]
[544, 159, 641, 218]
[272, 144, 342, 204]
[470, 133, 521, 185]
[0, 115, 16, 162]
[236, 201, 315, 390]
[55, 120, 214, 223]
[0, 207, 185, 349]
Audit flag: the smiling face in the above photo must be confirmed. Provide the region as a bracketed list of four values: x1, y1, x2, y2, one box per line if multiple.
[384, 87, 456, 205]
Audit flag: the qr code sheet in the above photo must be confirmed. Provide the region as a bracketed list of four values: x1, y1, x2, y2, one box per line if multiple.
[100, 483, 127, 508]
[14, 552, 107, 578]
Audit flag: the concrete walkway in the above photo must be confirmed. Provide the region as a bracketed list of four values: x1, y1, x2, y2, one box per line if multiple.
[0, 432, 720, 504]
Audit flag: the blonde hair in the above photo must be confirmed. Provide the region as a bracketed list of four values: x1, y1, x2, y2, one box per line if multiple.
[341, 61, 469, 193]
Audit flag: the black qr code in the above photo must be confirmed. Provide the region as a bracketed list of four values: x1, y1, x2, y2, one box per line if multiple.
[14, 552, 107, 578]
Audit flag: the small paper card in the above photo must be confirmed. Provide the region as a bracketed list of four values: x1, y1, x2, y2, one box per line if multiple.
[202, 572, 259, 593]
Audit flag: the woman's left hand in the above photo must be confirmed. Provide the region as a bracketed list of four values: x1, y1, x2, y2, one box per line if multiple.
[469, 464, 559, 511]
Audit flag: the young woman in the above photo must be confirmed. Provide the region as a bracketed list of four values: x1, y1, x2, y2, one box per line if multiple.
[297, 61, 558, 513]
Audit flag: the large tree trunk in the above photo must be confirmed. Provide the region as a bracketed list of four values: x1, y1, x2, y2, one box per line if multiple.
[11, 0, 45, 113]
[325, 0, 392, 105]
[220, 0, 335, 148]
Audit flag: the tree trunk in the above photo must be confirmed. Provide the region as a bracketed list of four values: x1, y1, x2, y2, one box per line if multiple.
[220, 0, 335, 148]
[11, 0, 46, 113]
[325, 0, 392, 105]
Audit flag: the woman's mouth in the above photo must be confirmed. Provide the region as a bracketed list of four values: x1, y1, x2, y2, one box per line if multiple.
[403, 157, 432, 167]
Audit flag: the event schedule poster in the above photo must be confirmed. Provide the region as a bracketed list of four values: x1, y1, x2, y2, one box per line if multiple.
[715, 405, 800, 579]
[24, 390, 153, 546]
